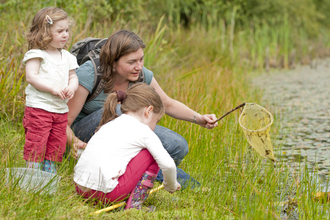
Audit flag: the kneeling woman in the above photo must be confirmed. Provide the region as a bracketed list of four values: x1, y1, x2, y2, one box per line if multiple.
[74, 84, 181, 209]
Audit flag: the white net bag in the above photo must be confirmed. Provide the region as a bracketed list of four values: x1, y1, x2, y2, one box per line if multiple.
[5, 168, 61, 194]
[239, 103, 275, 162]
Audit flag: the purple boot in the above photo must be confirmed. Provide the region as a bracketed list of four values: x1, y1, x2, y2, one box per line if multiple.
[125, 171, 158, 210]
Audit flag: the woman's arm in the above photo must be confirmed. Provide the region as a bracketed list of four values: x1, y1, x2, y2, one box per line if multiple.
[66, 85, 89, 154]
[150, 77, 218, 129]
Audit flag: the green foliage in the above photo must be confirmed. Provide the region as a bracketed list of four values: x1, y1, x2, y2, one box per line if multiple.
[0, 59, 25, 121]
[0, 0, 147, 29]
[313, 0, 330, 27]
[143, 0, 324, 37]
[232, 0, 323, 33]
[1, 0, 326, 32]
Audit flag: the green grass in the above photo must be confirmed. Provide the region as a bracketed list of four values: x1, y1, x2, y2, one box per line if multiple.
[1, 1, 330, 219]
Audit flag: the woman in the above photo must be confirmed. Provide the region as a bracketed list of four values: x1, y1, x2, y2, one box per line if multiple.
[66, 30, 218, 182]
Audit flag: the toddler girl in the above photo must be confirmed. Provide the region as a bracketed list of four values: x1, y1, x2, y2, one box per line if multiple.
[22, 7, 79, 173]
[74, 83, 181, 209]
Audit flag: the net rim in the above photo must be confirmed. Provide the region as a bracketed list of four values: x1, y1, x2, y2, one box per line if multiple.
[238, 103, 274, 132]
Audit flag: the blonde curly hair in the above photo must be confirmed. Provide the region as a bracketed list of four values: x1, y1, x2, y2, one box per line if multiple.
[25, 7, 72, 50]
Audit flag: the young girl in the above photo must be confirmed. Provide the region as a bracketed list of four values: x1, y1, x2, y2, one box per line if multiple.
[22, 7, 79, 173]
[74, 83, 181, 209]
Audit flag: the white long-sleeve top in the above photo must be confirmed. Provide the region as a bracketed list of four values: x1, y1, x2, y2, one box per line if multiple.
[74, 114, 177, 193]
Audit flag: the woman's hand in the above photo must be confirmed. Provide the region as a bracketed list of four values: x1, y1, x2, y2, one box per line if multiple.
[70, 140, 87, 159]
[195, 113, 218, 129]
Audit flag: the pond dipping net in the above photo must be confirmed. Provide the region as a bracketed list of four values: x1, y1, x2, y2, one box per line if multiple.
[238, 103, 276, 162]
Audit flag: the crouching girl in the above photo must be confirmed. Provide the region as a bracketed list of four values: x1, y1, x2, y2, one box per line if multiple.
[74, 83, 181, 209]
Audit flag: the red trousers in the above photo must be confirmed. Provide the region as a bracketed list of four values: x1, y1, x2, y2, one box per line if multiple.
[23, 106, 68, 162]
[75, 149, 159, 204]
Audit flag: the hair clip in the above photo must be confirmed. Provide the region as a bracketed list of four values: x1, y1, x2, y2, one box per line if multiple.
[45, 15, 53, 25]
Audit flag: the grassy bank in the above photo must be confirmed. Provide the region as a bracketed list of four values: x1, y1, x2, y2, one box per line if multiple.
[1, 1, 330, 219]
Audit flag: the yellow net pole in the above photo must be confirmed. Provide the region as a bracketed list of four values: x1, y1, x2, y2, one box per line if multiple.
[90, 184, 164, 215]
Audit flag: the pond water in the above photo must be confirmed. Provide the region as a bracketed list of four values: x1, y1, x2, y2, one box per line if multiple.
[253, 59, 330, 218]
[253, 59, 330, 175]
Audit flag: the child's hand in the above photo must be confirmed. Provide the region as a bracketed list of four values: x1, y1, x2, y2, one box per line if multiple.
[51, 86, 66, 100]
[176, 182, 181, 191]
[63, 86, 75, 100]
[169, 182, 181, 194]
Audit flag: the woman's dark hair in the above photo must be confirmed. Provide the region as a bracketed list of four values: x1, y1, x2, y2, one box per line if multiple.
[99, 30, 145, 93]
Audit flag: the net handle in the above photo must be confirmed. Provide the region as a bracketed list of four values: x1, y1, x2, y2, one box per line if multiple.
[212, 102, 246, 124]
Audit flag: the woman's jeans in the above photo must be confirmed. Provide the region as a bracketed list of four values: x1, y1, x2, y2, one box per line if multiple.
[71, 107, 189, 166]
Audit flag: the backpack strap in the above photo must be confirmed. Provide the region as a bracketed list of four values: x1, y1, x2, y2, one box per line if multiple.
[86, 57, 105, 102]
[81, 38, 108, 103]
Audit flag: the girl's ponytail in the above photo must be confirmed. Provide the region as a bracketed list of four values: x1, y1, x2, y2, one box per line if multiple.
[99, 92, 120, 128]
[99, 83, 164, 129]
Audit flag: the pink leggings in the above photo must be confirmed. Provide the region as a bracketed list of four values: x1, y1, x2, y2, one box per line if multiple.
[75, 149, 159, 204]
